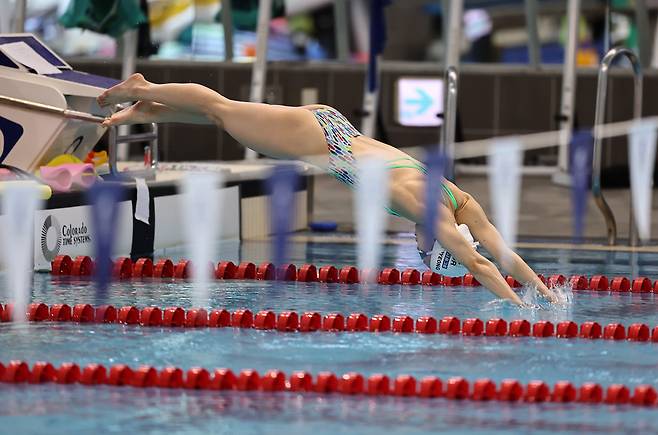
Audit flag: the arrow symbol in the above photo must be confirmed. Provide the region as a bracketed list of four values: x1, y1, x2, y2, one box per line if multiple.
[404, 88, 433, 115]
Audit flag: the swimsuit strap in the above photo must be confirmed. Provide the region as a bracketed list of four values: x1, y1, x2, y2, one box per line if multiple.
[385, 157, 459, 211]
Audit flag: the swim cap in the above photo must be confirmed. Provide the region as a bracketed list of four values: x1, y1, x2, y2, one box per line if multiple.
[423, 224, 478, 277]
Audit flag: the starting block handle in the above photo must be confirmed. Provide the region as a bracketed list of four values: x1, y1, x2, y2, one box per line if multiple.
[0, 94, 105, 124]
[108, 123, 159, 177]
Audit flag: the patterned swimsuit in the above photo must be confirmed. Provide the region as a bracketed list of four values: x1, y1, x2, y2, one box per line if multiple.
[309, 107, 458, 215]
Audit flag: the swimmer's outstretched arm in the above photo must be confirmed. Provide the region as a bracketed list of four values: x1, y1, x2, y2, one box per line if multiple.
[432, 207, 524, 305]
[455, 198, 557, 302]
[397, 186, 523, 305]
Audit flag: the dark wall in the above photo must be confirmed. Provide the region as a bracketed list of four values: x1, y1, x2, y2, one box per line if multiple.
[70, 59, 658, 171]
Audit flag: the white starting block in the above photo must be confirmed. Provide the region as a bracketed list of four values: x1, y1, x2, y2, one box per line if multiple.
[0, 33, 119, 171]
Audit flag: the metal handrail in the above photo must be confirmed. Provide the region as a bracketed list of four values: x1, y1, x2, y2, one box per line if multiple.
[441, 66, 458, 180]
[108, 122, 159, 176]
[592, 47, 643, 246]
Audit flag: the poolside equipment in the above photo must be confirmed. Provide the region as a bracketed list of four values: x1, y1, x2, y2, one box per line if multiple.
[628, 120, 657, 243]
[267, 164, 299, 272]
[39, 163, 97, 192]
[488, 139, 522, 254]
[181, 171, 222, 307]
[592, 47, 643, 246]
[309, 221, 337, 233]
[87, 182, 125, 303]
[1, 181, 42, 322]
[355, 158, 388, 283]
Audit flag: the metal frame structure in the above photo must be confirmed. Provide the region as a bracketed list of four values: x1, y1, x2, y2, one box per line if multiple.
[592, 47, 643, 246]
[441, 66, 458, 180]
[108, 123, 159, 177]
[246, 0, 273, 160]
[555, 0, 581, 183]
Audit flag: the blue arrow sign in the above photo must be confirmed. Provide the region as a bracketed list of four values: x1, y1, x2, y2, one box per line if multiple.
[404, 88, 433, 115]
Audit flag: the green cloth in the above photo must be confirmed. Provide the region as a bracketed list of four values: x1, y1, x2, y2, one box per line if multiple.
[59, 0, 146, 38]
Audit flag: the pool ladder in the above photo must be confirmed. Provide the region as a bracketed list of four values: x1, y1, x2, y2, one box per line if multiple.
[592, 47, 643, 246]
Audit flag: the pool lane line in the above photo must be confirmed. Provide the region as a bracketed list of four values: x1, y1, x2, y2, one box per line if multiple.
[1, 359, 656, 406]
[5, 302, 658, 344]
[50, 255, 658, 295]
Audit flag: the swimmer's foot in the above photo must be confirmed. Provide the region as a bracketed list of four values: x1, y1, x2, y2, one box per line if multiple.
[101, 101, 155, 127]
[98, 73, 149, 107]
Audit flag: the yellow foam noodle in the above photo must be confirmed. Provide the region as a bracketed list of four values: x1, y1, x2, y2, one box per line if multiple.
[45, 154, 84, 167]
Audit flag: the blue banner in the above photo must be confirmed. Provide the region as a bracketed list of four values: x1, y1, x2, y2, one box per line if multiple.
[87, 182, 125, 303]
[570, 130, 593, 243]
[424, 151, 446, 243]
[267, 165, 299, 269]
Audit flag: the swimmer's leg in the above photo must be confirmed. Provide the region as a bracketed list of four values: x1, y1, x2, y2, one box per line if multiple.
[98, 74, 328, 159]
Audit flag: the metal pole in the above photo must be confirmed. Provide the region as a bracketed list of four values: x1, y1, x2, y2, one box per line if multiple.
[443, 0, 463, 70]
[592, 48, 643, 246]
[556, 0, 580, 176]
[442, 67, 458, 180]
[634, 0, 651, 69]
[441, 0, 462, 177]
[118, 29, 138, 161]
[246, 0, 272, 160]
[604, 0, 611, 54]
[334, 0, 351, 62]
[524, 0, 541, 68]
[13, 0, 26, 32]
[221, 0, 234, 61]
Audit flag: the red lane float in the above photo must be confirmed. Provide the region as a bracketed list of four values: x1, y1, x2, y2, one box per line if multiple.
[216, 261, 237, 279]
[153, 259, 174, 278]
[422, 271, 441, 286]
[132, 258, 153, 278]
[463, 274, 480, 287]
[416, 316, 437, 334]
[339, 266, 358, 284]
[113, 258, 133, 280]
[610, 277, 631, 292]
[589, 275, 609, 291]
[462, 318, 484, 336]
[297, 264, 318, 283]
[1, 359, 658, 408]
[71, 256, 93, 276]
[401, 269, 420, 285]
[379, 268, 400, 285]
[318, 266, 338, 283]
[369, 315, 391, 332]
[299, 312, 321, 332]
[439, 316, 461, 335]
[256, 263, 275, 281]
[51, 255, 73, 276]
[347, 313, 368, 332]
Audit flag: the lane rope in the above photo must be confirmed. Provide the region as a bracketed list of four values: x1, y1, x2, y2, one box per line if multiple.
[51, 255, 658, 295]
[0, 359, 656, 406]
[4, 302, 658, 344]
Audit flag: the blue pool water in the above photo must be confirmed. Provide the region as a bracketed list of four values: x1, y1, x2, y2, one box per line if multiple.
[1, 238, 658, 434]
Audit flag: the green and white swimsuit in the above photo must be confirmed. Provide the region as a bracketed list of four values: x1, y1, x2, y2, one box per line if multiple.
[310, 107, 459, 215]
